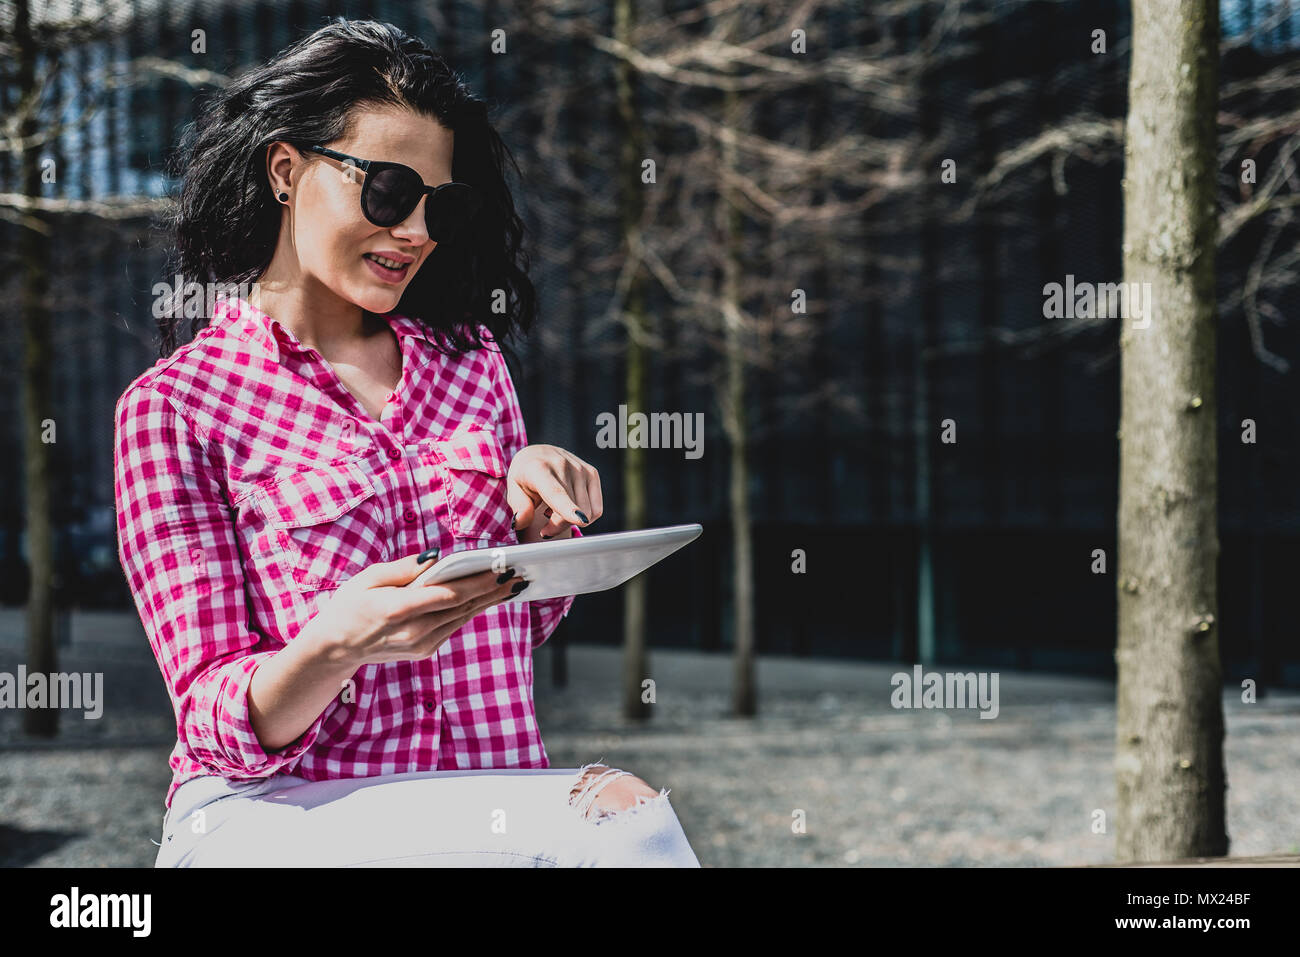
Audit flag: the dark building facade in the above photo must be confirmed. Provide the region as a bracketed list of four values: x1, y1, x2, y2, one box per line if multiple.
[1, 0, 1297, 687]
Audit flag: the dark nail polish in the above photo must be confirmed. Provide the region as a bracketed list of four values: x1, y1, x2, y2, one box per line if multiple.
[418, 548, 439, 563]
[496, 567, 516, 584]
[510, 512, 517, 530]
[510, 580, 531, 595]
[541, 534, 552, 540]
[575, 510, 589, 524]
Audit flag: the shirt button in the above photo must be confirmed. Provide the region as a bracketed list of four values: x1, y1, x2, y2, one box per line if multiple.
[386, 392, 396, 403]
[386, 447, 401, 461]
[423, 700, 435, 713]
[403, 508, 417, 523]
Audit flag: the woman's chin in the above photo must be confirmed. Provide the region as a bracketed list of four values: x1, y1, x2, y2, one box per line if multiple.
[350, 284, 405, 316]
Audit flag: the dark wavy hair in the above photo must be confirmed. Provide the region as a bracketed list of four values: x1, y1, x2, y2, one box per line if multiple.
[158, 18, 535, 359]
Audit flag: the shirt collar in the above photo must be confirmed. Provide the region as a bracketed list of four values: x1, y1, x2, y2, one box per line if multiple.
[212, 295, 432, 362]
[385, 312, 435, 347]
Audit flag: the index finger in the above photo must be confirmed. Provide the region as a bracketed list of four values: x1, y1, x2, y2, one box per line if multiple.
[535, 477, 586, 529]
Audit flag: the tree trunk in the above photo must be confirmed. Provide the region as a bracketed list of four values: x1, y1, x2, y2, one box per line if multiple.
[1116, 0, 1225, 861]
[720, 77, 756, 717]
[614, 0, 651, 721]
[914, 16, 940, 667]
[16, 0, 58, 737]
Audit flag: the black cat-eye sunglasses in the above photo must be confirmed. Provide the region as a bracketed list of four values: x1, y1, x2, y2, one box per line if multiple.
[305, 145, 483, 243]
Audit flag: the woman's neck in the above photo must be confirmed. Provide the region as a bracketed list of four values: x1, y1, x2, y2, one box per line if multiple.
[249, 273, 369, 354]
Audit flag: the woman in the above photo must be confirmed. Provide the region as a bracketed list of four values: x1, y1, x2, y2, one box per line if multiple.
[114, 19, 699, 867]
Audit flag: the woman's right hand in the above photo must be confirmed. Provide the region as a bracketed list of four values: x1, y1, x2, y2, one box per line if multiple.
[302, 551, 525, 669]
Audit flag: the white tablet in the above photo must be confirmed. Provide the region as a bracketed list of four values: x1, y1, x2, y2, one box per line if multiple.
[407, 523, 703, 603]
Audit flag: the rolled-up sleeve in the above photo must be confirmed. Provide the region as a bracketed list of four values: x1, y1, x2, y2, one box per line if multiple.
[114, 383, 326, 777]
[482, 333, 581, 649]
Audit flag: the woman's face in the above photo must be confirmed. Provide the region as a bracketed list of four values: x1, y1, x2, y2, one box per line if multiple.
[266, 105, 455, 316]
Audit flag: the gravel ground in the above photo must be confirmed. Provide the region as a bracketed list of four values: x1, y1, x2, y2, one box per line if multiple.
[2, 609, 1297, 867]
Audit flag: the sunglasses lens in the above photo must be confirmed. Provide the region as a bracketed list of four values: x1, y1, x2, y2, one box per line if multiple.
[364, 165, 422, 226]
[426, 184, 482, 244]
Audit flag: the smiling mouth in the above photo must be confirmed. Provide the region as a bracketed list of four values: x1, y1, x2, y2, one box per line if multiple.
[363, 253, 411, 281]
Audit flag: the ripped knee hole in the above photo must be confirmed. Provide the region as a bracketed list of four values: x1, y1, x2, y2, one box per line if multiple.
[568, 763, 665, 823]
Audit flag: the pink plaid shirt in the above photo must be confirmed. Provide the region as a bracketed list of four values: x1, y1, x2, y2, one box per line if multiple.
[114, 296, 581, 809]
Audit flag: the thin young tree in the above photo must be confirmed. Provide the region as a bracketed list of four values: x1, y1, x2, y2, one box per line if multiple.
[544, 0, 924, 716]
[613, 0, 654, 720]
[12, 0, 56, 736]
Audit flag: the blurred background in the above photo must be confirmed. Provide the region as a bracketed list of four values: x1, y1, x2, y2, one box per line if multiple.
[0, 0, 1297, 867]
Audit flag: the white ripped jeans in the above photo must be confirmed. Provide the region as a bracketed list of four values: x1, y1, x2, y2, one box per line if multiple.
[154, 762, 702, 867]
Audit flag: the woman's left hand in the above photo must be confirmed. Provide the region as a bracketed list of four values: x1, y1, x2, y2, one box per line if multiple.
[505, 445, 602, 542]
